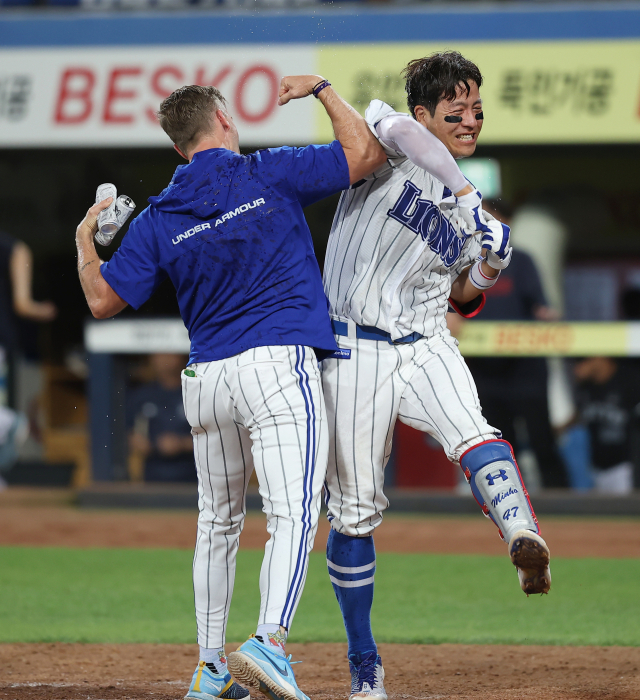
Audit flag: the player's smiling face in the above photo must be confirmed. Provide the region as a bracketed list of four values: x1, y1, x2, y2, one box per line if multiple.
[414, 80, 483, 159]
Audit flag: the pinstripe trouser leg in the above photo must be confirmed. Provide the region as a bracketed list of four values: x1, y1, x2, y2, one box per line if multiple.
[183, 345, 327, 647]
[321, 332, 497, 537]
[321, 337, 400, 537]
[397, 333, 497, 462]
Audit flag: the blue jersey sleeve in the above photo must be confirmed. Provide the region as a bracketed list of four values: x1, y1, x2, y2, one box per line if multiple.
[100, 211, 166, 310]
[267, 141, 350, 208]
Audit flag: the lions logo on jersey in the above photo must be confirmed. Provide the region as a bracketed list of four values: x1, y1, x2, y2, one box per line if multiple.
[387, 181, 466, 268]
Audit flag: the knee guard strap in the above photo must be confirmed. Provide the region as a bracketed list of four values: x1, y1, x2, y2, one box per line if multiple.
[460, 439, 539, 541]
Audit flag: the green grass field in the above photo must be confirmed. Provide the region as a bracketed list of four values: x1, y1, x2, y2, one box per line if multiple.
[1, 546, 639, 646]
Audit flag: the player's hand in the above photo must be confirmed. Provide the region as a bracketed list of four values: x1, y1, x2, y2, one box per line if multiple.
[278, 75, 325, 106]
[439, 189, 491, 237]
[480, 211, 512, 270]
[76, 197, 113, 240]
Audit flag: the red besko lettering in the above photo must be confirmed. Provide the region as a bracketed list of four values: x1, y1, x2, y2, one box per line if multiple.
[54, 68, 95, 124]
[234, 65, 278, 123]
[54, 63, 282, 128]
[103, 67, 142, 124]
[146, 65, 185, 123]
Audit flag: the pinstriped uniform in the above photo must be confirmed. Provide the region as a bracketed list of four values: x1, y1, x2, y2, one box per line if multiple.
[321, 100, 498, 537]
[183, 345, 327, 647]
[324, 103, 482, 343]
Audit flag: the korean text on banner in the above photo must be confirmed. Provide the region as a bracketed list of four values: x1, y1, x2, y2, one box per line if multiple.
[316, 41, 640, 145]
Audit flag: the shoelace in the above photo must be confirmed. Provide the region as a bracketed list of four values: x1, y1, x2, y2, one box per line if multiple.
[251, 635, 302, 667]
[351, 658, 377, 692]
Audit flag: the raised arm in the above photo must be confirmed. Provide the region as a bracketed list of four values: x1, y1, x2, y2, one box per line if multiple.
[76, 198, 128, 319]
[376, 114, 472, 196]
[278, 75, 386, 184]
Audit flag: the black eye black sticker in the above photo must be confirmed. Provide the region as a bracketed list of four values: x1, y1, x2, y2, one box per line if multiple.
[444, 112, 483, 123]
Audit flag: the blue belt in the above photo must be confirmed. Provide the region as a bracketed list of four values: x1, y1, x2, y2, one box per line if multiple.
[331, 319, 422, 345]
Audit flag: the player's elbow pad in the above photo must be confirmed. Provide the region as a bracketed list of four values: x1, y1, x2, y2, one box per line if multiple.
[449, 293, 486, 318]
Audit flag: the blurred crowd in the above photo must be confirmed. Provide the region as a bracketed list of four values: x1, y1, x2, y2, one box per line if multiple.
[127, 353, 196, 483]
[448, 200, 640, 495]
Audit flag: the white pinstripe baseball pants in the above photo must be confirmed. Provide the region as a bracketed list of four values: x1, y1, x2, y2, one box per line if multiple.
[321, 331, 498, 536]
[182, 345, 327, 648]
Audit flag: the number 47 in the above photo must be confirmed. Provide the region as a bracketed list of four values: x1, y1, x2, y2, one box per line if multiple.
[503, 506, 518, 521]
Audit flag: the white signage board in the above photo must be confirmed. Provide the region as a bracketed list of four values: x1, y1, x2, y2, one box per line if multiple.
[85, 318, 190, 353]
[0, 45, 315, 147]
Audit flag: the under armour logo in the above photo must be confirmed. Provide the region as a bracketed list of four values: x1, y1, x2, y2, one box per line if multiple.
[485, 469, 508, 486]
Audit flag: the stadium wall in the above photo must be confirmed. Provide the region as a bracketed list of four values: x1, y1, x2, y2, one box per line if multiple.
[1, 3, 639, 147]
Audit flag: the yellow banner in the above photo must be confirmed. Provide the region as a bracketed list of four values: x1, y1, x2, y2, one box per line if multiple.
[316, 41, 640, 144]
[456, 322, 631, 357]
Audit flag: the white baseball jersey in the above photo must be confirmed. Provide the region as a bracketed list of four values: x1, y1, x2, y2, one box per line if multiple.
[323, 100, 482, 340]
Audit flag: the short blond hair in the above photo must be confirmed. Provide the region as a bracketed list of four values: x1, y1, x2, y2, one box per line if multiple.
[157, 85, 227, 154]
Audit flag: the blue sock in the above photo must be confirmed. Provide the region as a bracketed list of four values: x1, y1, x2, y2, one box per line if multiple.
[327, 529, 377, 657]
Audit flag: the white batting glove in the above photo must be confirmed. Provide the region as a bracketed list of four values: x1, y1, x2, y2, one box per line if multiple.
[480, 211, 512, 270]
[439, 189, 492, 238]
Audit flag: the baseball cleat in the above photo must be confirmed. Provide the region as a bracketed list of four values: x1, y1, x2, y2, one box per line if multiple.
[185, 660, 250, 700]
[228, 636, 309, 700]
[348, 651, 387, 700]
[509, 529, 551, 596]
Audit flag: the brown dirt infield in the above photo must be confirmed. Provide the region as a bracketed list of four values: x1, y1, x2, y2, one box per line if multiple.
[2, 487, 640, 558]
[1, 642, 639, 700]
[1, 487, 639, 700]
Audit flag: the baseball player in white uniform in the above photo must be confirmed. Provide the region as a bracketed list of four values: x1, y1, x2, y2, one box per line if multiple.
[321, 52, 552, 699]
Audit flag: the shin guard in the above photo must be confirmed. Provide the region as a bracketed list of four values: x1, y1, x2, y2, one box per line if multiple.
[460, 440, 539, 541]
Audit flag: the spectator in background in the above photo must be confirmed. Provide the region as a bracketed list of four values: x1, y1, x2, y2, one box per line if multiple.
[464, 201, 568, 488]
[573, 356, 639, 494]
[0, 231, 56, 487]
[0, 231, 57, 385]
[128, 353, 196, 482]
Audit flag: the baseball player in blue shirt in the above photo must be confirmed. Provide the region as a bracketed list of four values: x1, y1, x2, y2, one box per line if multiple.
[75, 75, 386, 700]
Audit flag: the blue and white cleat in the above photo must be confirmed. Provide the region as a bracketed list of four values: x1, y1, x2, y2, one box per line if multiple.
[228, 636, 309, 700]
[185, 660, 250, 700]
[348, 651, 387, 700]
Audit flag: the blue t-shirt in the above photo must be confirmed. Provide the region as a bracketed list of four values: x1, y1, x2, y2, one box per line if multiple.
[101, 142, 349, 364]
